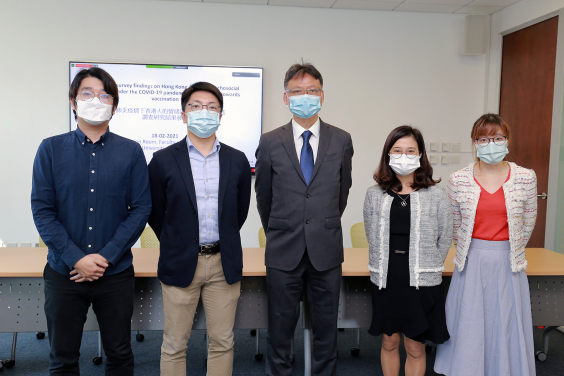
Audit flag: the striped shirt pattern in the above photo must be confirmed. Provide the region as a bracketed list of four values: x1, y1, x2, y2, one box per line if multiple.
[187, 136, 221, 245]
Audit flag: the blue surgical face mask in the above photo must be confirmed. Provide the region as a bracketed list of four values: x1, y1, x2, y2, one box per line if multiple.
[288, 94, 321, 119]
[477, 140, 509, 165]
[186, 110, 220, 139]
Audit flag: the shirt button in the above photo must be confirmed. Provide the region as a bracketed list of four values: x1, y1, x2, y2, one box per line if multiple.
[82, 142, 84, 145]
[89, 227, 92, 230]
[87, 138, 90, 142]
[88, 245, 91, 248]
[208, 232, 211, 235]
[128, 206, 131, 209]
[92, 153, 95, 156]
[194, 238, 198, 243]
[208, 214, 211, 218]
[306, 194, 310, 198]
[91, 170, 95, 173]
[306, 220, 310, 224]
[90, 208, 93, 211]
[206, 196, 209, 199]
[102, 143, 104, 146]
[91, 189, 94, 192]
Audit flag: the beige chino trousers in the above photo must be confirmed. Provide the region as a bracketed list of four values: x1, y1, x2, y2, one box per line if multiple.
[160, 253, 240, 376]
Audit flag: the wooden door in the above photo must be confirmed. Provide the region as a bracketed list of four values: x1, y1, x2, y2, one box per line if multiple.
[499, 16, 558, 248]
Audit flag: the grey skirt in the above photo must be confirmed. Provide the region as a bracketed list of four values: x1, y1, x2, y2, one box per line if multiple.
[434, 239, 535, 376]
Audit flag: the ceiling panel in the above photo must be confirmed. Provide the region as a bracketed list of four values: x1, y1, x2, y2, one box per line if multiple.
[204, 0, 268, 4]
[402, 0, 471, 5]
[332, 0, 400, 11]
[469, 0, 520, 6]
[268, 0, 335, 8]
[455, 5, 503, 14]
[394, 3, 464, 13]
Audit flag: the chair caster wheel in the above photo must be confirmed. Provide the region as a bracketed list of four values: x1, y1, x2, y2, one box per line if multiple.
[351, 348, 360, 356]
[4, 360, 14, 369]
[136, 333, 145, 342]
[36, 332, 45, 339]
[536, 351, 547, 361]
[250, 329, 257, 336]
[255, 353, 263, 361]
[93, 357, 103, 365]
[338, 328, 345, 332]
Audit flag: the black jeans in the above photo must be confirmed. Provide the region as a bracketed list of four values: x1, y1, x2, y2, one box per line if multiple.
[266, 251, 342, 376]
[43, 263, 135, 375]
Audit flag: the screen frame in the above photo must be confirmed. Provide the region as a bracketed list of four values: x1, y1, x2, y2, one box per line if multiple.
[69, 61, 264, 173]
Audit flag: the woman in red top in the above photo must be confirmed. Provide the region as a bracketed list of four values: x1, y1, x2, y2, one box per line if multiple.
[435, 114, 537, 376]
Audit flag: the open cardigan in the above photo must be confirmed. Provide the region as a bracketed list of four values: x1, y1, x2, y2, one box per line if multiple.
[448, 162, 537, 273]
[363, 185, 453, 289]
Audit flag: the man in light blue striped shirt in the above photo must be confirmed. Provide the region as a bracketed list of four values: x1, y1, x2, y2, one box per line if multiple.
[148, 82, 252, 376]
[187, 135, 221, 246]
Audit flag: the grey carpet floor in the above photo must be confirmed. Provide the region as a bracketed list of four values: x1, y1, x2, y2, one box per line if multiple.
[1, 326, 563, 375]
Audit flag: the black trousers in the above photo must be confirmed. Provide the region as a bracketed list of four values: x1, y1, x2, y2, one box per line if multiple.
[266, 251, 342, 376]
[43, 263, 135, 375]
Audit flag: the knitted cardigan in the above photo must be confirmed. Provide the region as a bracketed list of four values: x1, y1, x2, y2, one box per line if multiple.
[448, 162, 537, 273]
[363, 185, 453, 289]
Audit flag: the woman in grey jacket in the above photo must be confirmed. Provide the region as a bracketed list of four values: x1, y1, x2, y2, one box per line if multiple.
[364, 126, 452, 376]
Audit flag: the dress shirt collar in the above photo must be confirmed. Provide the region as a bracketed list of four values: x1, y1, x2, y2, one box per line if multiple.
[186, 134, 221, 156]
[75, 126, 111, 146]
[292, 118, 320, 141]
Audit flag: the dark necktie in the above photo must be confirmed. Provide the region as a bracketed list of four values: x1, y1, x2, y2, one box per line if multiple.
[300, 130, 314, 185]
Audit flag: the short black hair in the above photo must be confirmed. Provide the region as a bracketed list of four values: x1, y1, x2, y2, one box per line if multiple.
[181, 82, 223, 112]
[284, 62, 323, 89]
[69, 68, 119, 120]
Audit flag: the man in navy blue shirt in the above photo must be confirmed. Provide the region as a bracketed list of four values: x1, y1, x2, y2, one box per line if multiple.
[31, 67, 151, 375]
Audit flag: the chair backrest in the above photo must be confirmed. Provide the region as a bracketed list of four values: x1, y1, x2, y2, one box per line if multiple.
[141, 227, 160, 248]
[258, 227, 267, 248]
[39, 236, 46, 248]
[350, 222, 369, 248]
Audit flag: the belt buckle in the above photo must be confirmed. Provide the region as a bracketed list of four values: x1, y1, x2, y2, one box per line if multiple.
[199, 243, 217, 255]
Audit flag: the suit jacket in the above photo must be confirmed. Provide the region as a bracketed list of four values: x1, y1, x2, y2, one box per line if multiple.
[255, 119, 354, 272]
[148, 137, 252, 287]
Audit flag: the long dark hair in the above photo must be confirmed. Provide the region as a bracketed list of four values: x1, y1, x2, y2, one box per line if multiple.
[373, 125, 440, 191]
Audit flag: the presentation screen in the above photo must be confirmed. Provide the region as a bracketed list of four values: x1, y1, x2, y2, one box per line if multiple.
[69, 62, 263, 169]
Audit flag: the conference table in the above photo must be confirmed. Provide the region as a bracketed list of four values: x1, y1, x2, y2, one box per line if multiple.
[1, 247, 564, 374]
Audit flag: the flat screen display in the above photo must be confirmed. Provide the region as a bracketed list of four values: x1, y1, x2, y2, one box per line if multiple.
[70, 62, 263, 169]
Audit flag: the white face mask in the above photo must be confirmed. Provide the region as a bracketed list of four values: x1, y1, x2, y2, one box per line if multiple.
[389, 155, 421, 176]
[75, 98, 113, 125]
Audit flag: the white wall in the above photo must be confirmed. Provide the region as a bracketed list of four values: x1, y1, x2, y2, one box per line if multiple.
[0, 0, 486, 248]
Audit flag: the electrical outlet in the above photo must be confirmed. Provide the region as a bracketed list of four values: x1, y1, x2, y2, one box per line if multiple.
[442, 142, 450, 152]
[451, 154, 460, 164]
[451, 142, 461, 152]
[430, 154, 438, 164]
[441, 155, 449, 164]
[430, 142, 439, 151]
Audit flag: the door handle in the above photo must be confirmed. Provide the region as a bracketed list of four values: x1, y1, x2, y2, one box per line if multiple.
[537, 192, 547, 200]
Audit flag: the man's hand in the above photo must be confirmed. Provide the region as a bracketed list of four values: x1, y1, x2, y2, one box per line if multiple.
[70, 254, 109, 282]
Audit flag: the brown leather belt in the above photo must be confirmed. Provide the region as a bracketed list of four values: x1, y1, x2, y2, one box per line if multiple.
[199, 242, 220, 255]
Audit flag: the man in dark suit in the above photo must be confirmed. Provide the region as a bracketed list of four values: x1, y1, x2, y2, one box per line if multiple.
[255, 63, 354, 375]
[148, 82, 252, 376]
